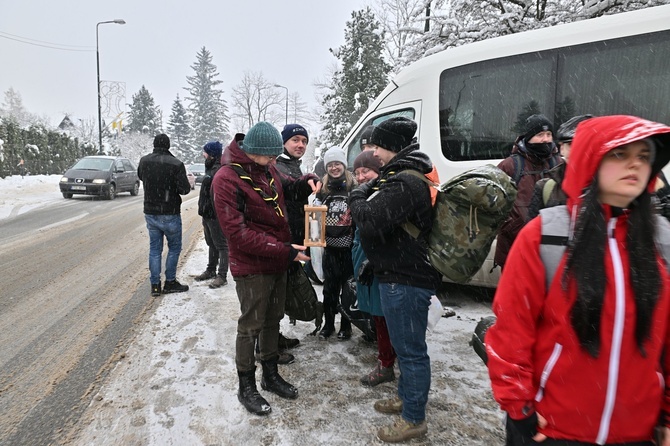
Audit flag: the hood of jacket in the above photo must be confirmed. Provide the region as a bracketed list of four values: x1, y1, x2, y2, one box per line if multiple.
[563, 115, 670, 209]
[379, 143, 433, 176]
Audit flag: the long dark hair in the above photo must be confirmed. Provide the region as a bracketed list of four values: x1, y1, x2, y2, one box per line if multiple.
[562, 179, 661, 357]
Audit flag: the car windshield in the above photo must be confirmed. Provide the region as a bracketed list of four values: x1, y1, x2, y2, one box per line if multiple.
[71, 158, 113, 171]
[189, 164, 205, 174]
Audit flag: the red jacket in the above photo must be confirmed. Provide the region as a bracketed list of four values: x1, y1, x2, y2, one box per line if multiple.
[212, 136, 315, 277]
[487, 115, 670, 443]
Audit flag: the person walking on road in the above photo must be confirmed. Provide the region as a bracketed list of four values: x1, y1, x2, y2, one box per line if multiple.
[137, 134, 192, 297]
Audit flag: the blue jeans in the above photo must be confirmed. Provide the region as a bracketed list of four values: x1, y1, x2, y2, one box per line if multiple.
[379, 282, 433, 424]
[145, 214, 182, 284]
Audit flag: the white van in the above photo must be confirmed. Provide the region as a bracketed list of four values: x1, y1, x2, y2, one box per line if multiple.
[340, 5, 670, 287]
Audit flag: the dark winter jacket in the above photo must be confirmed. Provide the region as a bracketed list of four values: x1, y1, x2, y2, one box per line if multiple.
[495, 144, 562, 267]
[526, 162, 567, 222]
[198, 156, 222, 219]
[212, 136, 317, 277]
[275, 151, 307, 244]
[487, 115, 670, 444]
[350, 143, 441, 290]
[137, 148, 191, 215]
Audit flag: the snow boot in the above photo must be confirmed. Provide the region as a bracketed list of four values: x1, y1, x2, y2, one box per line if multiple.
[319, 307, 336, 339]
[278, 332, 300, 350]
[237, 368, 271, 415]
[193, 269, 216, 281]
[162, 279, 189, 294]
[361, 361, 396, 387]
[337, 315, 352, 340]
[260, 358, 298, 399]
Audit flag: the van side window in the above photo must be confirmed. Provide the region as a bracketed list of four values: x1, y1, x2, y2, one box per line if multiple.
[440, 30, 670, 162]
[345, 109, 416, 167]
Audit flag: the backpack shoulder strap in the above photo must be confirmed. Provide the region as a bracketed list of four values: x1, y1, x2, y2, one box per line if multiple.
[542, 178, 557, 206]
[511, 153, 525, 185]
[539, 205, 570, 291]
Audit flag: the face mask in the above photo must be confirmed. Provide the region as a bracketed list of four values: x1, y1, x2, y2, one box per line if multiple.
[525, 142, 554, 158]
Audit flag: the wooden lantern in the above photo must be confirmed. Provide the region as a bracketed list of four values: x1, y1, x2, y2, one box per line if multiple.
[304, 204, 328, 247]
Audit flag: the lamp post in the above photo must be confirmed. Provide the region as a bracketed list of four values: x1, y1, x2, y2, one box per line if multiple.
[274, 84, 289, 126]
[97, 19, 125, 154]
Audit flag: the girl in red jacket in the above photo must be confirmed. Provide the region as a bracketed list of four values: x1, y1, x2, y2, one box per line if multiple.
[487, 115, 670, 445]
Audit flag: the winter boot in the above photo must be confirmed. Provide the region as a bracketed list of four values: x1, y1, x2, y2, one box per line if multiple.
[278, 332, 300, 350]
[193, 269, 216, 281]
[374, 396, 403, 414]
[361, 361, 396, 387]
[151, 283, 161, 297]
[319, 307, 336, 339]
[377, 417, 427, 443]
[337, 314, 352, 340]
[162, 279, 189, 294]
[260, 358, 298, 399]
[237, 368, 271, 415]
[209, 274, 227, 289]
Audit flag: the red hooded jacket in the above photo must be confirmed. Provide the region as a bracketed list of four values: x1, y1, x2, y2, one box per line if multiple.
[487, 115, 670, 444]
[212, 135, 316, 277]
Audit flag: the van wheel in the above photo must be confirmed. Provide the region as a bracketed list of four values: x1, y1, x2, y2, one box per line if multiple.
[106, 184, 116, 200]
[130, 182, 140, 196]
[62, 192, 73, 199]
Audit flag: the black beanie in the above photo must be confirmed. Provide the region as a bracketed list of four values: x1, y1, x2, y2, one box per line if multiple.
[369, 117, 417, 153]
[360, 125, 375, 147]
[154, 133, 170, 149]
[522, 114, 553, 143]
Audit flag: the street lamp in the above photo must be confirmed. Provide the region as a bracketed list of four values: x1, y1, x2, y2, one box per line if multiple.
[274, 84, 289, 126]
[97, 19, 125, 154]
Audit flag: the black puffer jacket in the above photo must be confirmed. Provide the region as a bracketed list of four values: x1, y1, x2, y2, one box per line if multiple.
[275, 151, 307, 244]
[349, 143, 441, 290]
[198, 156, 222, 219]
[138, 148, 191, 215]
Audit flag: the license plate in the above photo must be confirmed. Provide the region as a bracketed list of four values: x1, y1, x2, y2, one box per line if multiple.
[71, 186, 86, 191]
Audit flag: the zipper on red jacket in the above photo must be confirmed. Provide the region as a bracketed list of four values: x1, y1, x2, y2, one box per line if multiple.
[534, 343, 563, 402]
[595, 217, 626, 445]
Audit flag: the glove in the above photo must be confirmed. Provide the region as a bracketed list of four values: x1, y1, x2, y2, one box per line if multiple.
[349, 182, 373, 202]
[357, 260, 374, 286]
[506, 412, 539, 444]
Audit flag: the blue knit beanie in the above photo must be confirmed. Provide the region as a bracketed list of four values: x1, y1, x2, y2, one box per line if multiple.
[281, 124, 309, 144]
[203, 140, 223, 158]
[241, 122, 283, 156]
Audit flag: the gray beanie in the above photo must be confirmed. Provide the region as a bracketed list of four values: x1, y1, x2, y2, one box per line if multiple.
[323, 146, 347, 169]
[240, 122, 283, 156]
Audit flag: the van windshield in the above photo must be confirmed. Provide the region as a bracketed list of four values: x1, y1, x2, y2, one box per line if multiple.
[71, 158, 114, 171]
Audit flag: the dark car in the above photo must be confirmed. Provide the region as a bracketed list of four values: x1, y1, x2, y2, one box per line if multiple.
[189, 163, 206, 185]
[59, 156, 140, 200]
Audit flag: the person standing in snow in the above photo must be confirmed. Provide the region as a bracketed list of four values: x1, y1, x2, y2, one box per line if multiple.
[212, 122, 319, 416]
[193, 140, 229, 289]
[487, 115, 670, 445]
[351, 150, 397, 387]
[137, 134, 192, 297]
[350, 117, 441, 443]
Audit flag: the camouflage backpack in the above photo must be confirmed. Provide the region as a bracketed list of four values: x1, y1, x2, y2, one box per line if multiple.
[403, 165, 517, 283]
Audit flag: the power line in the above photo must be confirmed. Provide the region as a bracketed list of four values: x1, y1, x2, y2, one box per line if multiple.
[0, 31, 94, 52]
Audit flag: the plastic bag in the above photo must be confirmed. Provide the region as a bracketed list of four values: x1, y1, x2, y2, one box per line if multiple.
[427, 295, 443, 332]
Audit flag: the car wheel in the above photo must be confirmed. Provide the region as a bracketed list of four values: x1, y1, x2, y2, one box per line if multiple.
[130, 182, 140, 196]
[106, 184, 116, 200]
[62, 192, 73, 199]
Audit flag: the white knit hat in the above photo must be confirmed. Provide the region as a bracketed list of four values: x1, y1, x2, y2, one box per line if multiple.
[323, 146, 347, 169]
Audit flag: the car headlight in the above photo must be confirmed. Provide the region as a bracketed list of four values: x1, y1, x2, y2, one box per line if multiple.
[92, 179, 107, 184]
[60, 176, 68, 183]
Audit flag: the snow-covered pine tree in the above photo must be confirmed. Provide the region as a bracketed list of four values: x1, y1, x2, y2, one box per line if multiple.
[320, 7, 392, 146]
[184, 47, 229, 152]
[126, 85, 160, 134]
[166, 94, 193, 161]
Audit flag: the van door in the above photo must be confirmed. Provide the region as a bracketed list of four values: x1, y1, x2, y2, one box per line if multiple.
[344, 101, 422, 168]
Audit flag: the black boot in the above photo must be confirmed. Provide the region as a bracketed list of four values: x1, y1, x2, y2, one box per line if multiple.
[260, 358, 298, 399]
[237, 368, 271, 415]
[319, 307, 336, 339]
[337, 314, 352, 340]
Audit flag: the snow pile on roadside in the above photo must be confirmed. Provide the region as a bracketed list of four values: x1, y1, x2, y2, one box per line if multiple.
[0, 174, 62, 219]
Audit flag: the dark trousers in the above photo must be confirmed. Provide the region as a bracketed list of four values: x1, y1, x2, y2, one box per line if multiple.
[323, 247, 353, 321]
[203, 218, 229, 277]
[234, 273, 287, 372]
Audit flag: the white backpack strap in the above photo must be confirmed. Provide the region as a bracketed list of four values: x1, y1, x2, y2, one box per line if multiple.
[539, 206, 570, 291]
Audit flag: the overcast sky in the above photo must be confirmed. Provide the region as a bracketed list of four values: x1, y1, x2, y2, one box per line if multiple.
[0, 0, 371, 131]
